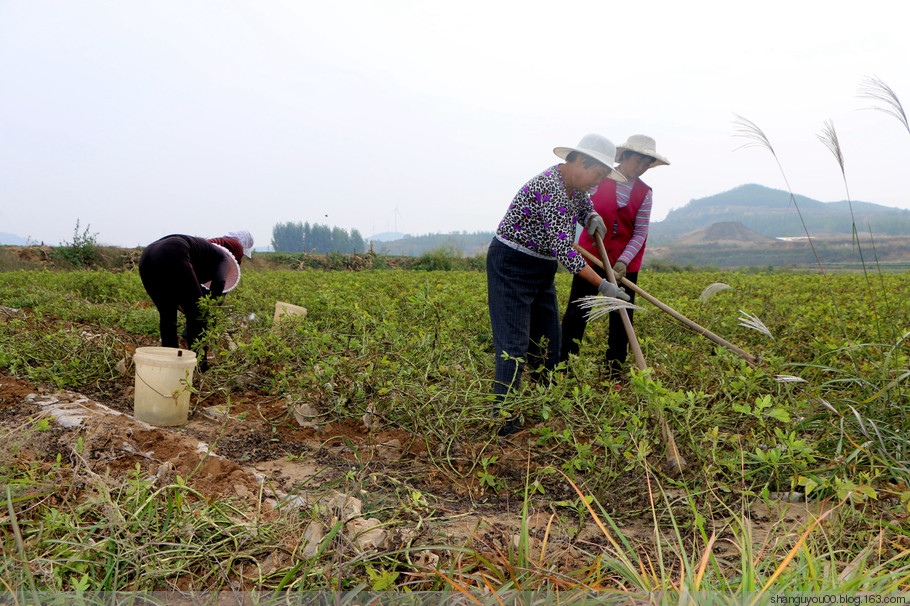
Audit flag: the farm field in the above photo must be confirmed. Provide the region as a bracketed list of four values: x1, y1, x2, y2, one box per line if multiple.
[1, 259, 910, 599]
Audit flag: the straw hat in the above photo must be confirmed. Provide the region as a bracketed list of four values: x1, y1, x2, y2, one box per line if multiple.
[553, 134, 627, 183]
[615, 135, 670, 167]
[202, 243, 242, 293]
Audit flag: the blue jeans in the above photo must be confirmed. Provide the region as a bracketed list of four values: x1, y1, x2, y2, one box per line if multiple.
[486, 238, 560, 401]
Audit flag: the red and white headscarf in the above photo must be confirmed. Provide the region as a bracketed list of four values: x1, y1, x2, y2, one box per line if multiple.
[226, 230, 254, 259]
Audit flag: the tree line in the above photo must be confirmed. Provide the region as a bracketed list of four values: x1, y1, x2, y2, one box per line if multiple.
[271, 222, 365, 254]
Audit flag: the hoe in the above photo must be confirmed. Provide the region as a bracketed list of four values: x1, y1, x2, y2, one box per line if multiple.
[586, 233, 745, 477]
[580, 235, 762, 475]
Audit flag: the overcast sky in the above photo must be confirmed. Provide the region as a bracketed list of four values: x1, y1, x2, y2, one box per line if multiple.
[2, 1, 909, 248]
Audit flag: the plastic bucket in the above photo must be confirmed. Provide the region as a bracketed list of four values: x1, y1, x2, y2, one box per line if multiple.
[273, 301, 307, 324]
[133, 346, 197, 426]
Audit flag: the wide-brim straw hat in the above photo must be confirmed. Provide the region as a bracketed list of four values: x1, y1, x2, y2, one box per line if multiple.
[202, 243, 242, 293]
[553, 134, 627, 183]
[615, 134, 670, 167]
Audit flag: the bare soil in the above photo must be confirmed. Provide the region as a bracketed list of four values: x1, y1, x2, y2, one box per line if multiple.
[0, 308, 828, 584]
[0, 379, 825, 564]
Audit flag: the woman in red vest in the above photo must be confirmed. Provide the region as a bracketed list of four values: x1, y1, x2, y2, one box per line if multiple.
[559, 135, 670, 379]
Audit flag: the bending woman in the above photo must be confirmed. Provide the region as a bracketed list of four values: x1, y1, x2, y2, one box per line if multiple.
[138, 234, 243, 353]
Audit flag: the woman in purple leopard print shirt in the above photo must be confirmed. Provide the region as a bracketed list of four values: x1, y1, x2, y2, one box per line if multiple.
[487, 134, 629, 436]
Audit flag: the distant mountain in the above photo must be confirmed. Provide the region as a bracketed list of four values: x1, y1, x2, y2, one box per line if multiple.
[368, 232, 407, 242]
[0, 232, 29, 245]
[371, 231, 494, 257]
[650, 184, 910, 244]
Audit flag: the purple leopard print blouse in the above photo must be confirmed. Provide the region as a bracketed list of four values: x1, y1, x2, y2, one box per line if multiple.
[495, 165, 594, 274]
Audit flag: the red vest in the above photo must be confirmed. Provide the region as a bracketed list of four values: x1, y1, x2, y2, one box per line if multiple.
[578, 178, 650, 272]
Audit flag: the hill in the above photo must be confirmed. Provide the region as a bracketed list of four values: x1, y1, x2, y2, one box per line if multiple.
[674, 221, 775, 246]
[647, 231, 910, 270]
[0, 232, 29, 246]
[650, 184, 910, 244]
[369, 231, 493, 257]
[367, 231, 407, 242]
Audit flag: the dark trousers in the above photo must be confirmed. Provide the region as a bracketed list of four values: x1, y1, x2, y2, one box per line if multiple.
[560, 263, 638, 366]
[486, 239, 560, 401]
[138, 237, 207, 350]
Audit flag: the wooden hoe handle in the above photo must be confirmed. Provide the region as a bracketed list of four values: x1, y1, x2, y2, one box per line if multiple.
[573, 243, 759, 366]
[593, 234, 646, 371]
[592, 233, 688, 476]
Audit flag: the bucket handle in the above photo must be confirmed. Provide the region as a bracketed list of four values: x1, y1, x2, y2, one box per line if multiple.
[135, 366, 195, 401]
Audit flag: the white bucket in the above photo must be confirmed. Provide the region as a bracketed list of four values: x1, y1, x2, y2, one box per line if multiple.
[273, 301, 307, 324]
[133, 346, 197, 426]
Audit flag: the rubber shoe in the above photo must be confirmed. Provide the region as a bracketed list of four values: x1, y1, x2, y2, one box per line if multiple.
[498, 419, 524, 437]
[605, 359, 623, 381]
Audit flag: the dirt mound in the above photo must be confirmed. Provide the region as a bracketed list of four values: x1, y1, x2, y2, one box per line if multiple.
[2, 245, 53, 266]
[674, 221, 776, 246]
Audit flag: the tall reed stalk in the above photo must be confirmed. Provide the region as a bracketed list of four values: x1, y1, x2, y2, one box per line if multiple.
[854, 76, 910, 339]
[859, 75, 910, 136]
[817, 121, 889, 346]
[732, 82, 910, 482]
[732, 114, 859, 377]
